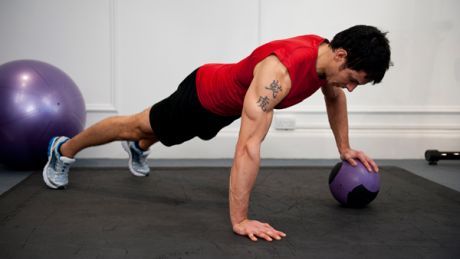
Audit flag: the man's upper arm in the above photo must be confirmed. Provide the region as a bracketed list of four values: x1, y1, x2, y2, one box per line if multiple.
[244, 56, 291, 117]
[237, 56, 292, 144]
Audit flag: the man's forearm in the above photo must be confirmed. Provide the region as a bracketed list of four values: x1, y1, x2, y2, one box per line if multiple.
[325, 91, 350, 153]
[229, 145, 260, 227]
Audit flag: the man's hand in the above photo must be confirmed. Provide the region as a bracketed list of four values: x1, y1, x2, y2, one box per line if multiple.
[340, 148, 379, 173]
[233, 219, 287, 241]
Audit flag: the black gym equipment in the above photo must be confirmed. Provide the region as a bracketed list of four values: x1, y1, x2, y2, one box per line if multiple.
[425, 149, 460, 165]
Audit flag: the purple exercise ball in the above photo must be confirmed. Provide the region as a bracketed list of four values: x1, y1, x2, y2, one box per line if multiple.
[329, 161, 380, 208]
[0, 60, 86, 168]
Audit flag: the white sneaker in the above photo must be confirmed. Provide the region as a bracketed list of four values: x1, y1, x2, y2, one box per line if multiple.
[42, 137, 75, 189]
[122, 141, 151, 176]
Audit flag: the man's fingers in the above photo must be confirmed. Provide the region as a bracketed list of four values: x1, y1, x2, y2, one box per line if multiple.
[258, 232, 273, 241]
[272, 233, 282, 240]
[347, 157, 357, 166]
[360, 158, 372, 172]
[240, 221, 287, 242]
[273, 230, 287, 240]
[265, 231, 279, 241]
[360, 154, 378, 173]
[341, 149, 379, 173]
[370, 159, 379, 173]
[264, 228, 287, 241]
[353, 152, 373, 173]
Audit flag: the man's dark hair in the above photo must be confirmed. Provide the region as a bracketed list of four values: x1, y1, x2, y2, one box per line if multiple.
[330, 25, 391, 84]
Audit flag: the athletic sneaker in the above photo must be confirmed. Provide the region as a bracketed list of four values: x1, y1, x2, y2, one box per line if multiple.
[121, 141, 151, 177]
[43, 136, 75, 189]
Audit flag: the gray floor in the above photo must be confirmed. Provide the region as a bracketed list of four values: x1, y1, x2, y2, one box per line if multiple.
[1, 159, 459, 195]
[2, 165, 460, 258]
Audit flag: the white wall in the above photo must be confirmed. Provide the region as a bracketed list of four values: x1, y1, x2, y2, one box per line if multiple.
[1, 0, 459, 159]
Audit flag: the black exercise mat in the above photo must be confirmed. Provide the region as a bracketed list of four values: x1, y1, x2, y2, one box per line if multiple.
[1, 166, 459, 258]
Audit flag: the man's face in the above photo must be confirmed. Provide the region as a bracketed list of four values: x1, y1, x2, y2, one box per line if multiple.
[326, 49, 368, 92]
[327, 66, 368, 92]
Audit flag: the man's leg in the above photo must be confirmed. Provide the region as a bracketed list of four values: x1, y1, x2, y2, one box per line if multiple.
[138, 138, 157, 151]
[43, 107, 157, 188]
[60, 108, 157, 158]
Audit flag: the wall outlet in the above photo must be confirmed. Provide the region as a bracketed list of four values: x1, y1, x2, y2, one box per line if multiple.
[274, 116, 296, 130]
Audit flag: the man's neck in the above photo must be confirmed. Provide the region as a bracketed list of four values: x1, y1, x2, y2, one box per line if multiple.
[316, 43, 332, 79]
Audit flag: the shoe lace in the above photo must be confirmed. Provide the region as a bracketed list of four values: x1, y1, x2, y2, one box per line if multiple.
[132, 145, 150, 167]
[55, 160, 69, 177]
[137, 152, 149, 165]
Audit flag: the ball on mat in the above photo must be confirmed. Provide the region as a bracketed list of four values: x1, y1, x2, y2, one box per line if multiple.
[329, 161, 380, 208]
[0, 60, 86, 168]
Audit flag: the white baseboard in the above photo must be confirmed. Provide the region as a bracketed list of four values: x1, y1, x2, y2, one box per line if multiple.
[77, 128, 460, 160]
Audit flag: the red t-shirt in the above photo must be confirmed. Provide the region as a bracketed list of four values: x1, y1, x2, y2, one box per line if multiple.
[196, 35, 327, 116]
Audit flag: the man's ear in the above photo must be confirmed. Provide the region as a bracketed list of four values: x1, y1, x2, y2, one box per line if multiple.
[333, 48, 348, 62]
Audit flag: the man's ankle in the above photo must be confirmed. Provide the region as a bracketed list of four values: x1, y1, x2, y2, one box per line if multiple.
[59, 141, 74, 158]
[134, 141, 149, 152]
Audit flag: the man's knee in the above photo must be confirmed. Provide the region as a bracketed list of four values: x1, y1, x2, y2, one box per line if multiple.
[117, 109, 154, 140]
[133, 108, 155, 139]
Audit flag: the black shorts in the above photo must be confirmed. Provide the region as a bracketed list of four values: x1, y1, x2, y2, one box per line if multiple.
[149, 69, 240, 147]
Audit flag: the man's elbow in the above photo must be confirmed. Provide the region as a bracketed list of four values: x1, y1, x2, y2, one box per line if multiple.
[325, 90, 345, 105]
[236, 139, 261, 163]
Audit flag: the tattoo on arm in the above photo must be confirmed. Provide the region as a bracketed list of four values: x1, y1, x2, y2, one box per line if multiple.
[256, 80, 282, 112]
[257, 96, 270, 112]
[265, 80, 282, 98]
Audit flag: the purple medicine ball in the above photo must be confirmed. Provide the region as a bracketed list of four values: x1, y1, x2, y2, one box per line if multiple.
[329, 161, 380, 208]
